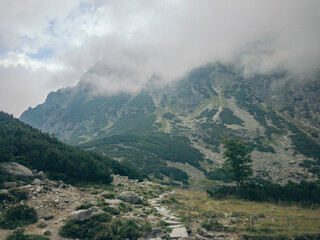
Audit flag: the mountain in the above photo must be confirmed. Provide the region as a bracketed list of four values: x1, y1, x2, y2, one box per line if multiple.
[20, 63, 320, 184]
[0, 111, 141, 183]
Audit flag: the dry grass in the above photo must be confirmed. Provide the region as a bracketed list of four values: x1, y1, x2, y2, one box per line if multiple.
[169, 189, 320, 239]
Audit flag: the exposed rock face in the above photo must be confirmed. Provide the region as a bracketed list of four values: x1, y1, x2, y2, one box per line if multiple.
[70, 207, 103, 222]
[0, 162, 33, 177]
[118, 191, 141, 204]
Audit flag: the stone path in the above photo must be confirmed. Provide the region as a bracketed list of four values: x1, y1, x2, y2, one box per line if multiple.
[148, 193, 189, 239]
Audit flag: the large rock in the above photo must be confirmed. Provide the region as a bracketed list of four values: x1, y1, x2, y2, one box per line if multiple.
[118, 191, 141, 204]
[70, 207, 103, 222]
[0, 162, 33, 177]
[169, 227, 188, 239]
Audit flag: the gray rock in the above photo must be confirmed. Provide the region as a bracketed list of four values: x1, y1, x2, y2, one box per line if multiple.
[0, 162, 33, 177]
[31, 178, 44, 185]
[82, 197, 98, 205]
[37, 219, 47, 228]
[3, 182, 17, 188]
[195, 234, 208, 240]
[70, 207, 103, 222]
[118, 191, 141, 204]
[105, 199, 123, 205]
[34, 171, 47, 180]
[169, 227, 188, 239]
[101, 191, 110, 195]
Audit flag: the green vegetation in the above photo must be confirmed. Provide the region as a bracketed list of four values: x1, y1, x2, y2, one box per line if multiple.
[0, 111, 141, 183]
[209, 181, 320, 204]
[205, 168, 232, 183]
[59, 212, 150, 240]
[0, 204, 38, 229]
[80, 132, 203, 180]
[219, 108, 244, 126]
[162, 112, 175, 120]
[222, 137, 253, 189]
[6, 229, 50, 240]
[169, 189, 320, 239]
[195, 108, 218, 120]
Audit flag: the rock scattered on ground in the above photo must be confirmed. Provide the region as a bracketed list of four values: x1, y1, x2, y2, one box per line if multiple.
[118, 191, 141, 204]
[70, 207, 103, 222]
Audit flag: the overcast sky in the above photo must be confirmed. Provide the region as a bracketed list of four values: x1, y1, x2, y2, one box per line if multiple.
[1, 0, 320, 117]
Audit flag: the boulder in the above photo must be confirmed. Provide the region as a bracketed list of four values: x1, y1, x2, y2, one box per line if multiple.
[169, 227, 188, 239]
[70, 207, 103, 222]
[0, 162, 33, 177]
[37, 219, 47, 228]
[118, 191, 141, 204]
[34, 171, 47, 180]
[3, 182, 17, 188]
[31, 178, 44, 185]
[105, 199, 123, 205]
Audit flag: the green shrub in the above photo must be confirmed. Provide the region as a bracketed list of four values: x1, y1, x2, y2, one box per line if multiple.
[211, 181, 320, 204]
[43, 230, 51, 236]
[0, 204, 38, 229]
[102, 206, 120, 215]
[201, 219, 224, 231]
[5, 229, 50, 240]
[9, 188, 28, 201]
[0, 192, 14, 202]
[101, 193, 115, 199]
[59, 212, 146, 240]
[76, 203, 93, 210]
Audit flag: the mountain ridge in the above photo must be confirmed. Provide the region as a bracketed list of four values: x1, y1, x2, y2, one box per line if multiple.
[20, 63, 320, 184]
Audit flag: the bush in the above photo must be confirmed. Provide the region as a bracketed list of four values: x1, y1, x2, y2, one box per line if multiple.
[5, 229, 50, 240]
[76, 203, 93, 210]
[59, 213, 147, 240]
[0, 204, 38, 229]
[9, 188, 28, 201]
[0, 192, 14, 202]
[102, 206, 120, 215]
[201, 219, 224, 231]
[210, 181, 320, 204]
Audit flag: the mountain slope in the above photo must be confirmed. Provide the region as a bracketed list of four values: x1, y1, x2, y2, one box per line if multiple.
[20, 63, 320, 184]
[0, 111, 141, 183]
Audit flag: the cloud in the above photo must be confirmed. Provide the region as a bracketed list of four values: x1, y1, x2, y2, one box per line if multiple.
[0, 0, 320, 116]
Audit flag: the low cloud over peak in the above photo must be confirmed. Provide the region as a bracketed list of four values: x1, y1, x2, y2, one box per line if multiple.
[0, 0, 320, 116]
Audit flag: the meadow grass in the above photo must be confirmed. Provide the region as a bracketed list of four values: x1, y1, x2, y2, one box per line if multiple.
[170, 189, 320, 239]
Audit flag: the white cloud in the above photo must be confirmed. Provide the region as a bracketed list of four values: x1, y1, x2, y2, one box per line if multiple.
[0, 52, 65, 72]
[0, 0, 320, 116]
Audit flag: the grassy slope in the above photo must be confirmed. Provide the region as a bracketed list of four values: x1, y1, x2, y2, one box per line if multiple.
[168, 189, 320, 239]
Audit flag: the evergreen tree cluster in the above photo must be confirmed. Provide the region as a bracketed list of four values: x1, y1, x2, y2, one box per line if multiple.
[0, 111, 140, 183]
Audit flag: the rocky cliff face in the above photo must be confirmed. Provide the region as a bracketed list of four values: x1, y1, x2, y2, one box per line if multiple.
[20, 63, 320, 184]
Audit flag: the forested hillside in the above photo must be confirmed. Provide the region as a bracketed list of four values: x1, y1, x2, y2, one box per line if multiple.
[0, 111, 141, 183]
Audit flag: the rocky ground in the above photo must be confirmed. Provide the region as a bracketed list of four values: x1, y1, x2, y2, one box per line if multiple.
[0, 162, 241, 240]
